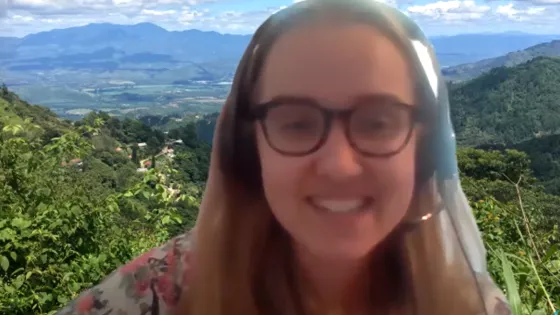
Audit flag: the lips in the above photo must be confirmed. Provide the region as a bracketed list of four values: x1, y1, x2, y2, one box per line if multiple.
[308, 197, 372, 213]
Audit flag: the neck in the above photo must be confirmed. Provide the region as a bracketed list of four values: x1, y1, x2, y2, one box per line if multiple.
[294, 244, 370, 310]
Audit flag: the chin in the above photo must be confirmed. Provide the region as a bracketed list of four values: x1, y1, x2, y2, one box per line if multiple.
[309, 237, 379, 262]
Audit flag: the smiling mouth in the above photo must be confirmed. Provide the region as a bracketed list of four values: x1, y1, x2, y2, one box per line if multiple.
[307, 197, 373, 213]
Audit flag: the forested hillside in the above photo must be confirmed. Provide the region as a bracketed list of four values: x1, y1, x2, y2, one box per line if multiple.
[1, 55, 559, 315]
[450, 56, 560, 146]
[0, 87, 210, 314]
[0, 84, 72, 141]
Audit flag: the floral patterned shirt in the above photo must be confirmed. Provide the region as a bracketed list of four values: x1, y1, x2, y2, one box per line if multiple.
[54, 231, 512, 315]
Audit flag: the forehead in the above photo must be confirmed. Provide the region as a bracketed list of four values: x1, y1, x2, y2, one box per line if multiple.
[258, 22, 415, 106]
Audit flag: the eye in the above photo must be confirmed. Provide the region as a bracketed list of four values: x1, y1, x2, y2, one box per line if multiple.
[351, 103, 412, 137]
[281, 119, 319, 131]
[356, 116, 393, 130]
[265, 104, 323, 135]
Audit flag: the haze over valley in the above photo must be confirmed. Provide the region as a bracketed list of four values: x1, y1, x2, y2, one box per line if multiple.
[2, 23, 560, 120]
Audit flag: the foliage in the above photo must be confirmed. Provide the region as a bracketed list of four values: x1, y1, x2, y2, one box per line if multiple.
[511, 134, 560, 195]
[447, 57, 560, 194]
[195, 112, 219, 145]
[470, 197, 559, 315]
[459, 148, 559, 315]
[0, 89, 203, 314]
[0, 89, 72, 144]
[450, 57, 560, 147]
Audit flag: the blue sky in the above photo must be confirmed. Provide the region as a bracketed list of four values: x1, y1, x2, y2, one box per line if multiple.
[1, 0, 558, 37]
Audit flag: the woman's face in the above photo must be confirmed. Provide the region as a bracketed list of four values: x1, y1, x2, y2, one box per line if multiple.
[256, 21, 418, 263]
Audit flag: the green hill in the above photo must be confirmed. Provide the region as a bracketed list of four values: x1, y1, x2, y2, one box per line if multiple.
[0, 86, 211, 314]
[0, 84, 72, 140]
[0, 82, 558, 314]
[450, 56, 560, 146]
[443, 40, 560, 81]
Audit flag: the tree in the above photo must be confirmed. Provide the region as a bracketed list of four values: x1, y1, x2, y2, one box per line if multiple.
[146, 135, 163, 156]
[131, 143, 139, 166]
[0, 122, 198, 314]
[1, 82, 8, 96]
[457, 147, 535, 186]
[169, 122, 199, 148]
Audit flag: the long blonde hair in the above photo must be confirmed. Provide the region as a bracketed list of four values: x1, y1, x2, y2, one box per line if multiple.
[177, 1, 489, 315]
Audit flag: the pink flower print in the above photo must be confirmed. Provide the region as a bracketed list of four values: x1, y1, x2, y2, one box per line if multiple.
[157, 275, 179, 306]
[135, 279, 150, 296]
[119, 248, 155, 275]
[157, 275, 171, 292]
[166, 248, 178, 274]
[76, 294, 94, 313]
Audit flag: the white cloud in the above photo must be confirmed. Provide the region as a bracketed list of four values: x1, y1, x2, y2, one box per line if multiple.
[141, 9, 177, 16]
[496, 2, 546, 21]
[1, 0, 218, 36]
[1, 0, 558, 37]
[407, 0, 491, 21]
[202, 7, 280, 32]
[292, 0, 404, 4]
[503, 0, 560, 5]
[7, 0, 216, 15]
[11, 14, 34, 21]
[177, 7, 205, 25]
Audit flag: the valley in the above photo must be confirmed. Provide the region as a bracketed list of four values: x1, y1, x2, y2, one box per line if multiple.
[2, 24, 560, 123]
[9, 81, 230, 120]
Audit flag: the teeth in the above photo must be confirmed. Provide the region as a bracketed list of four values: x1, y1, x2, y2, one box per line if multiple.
[311, 198, 366, 213]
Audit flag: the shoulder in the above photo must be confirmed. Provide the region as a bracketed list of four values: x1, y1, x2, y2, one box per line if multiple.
[55, 231, 194, 315]
[476, 272, 512, 315]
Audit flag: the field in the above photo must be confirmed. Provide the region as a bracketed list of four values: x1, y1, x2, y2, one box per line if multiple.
[9, 81, 232, 120]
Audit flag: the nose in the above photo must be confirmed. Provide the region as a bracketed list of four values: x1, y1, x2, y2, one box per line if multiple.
[314, 122, 364, 180]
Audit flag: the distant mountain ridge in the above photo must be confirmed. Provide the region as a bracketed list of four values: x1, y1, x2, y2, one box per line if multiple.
[1, 23, 252, 87]
[1, 22, 559, 87]
[6, 22, 251, 62]
[443, 40, 560, 81]
[430, 33, 560, 66]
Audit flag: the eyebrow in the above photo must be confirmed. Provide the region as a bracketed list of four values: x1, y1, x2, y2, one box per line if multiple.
[259, 93, 414, 107]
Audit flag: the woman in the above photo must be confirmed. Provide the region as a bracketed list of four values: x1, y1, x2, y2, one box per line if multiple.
[56, 1, 512, 315]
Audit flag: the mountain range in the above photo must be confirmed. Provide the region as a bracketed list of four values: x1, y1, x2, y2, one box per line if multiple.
[443, 40, 560, 81]
[2, 22, 560, 87]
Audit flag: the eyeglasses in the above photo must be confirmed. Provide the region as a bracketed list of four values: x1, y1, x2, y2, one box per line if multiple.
[250, 94, 425, 157]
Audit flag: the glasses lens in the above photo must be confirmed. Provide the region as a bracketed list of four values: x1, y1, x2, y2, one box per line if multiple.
[264, 104, 325, 154]
[349, 103, 413, 155]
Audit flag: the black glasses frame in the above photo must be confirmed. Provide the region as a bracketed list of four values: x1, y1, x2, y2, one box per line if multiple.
[250, 96, 427, 157]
